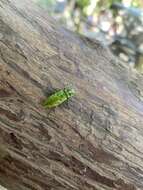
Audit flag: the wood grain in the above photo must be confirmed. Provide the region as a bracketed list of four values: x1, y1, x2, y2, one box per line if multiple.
[0, 0, 143, 189]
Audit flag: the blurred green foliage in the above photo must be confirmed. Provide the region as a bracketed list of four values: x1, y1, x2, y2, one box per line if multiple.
[76, 0, 90, 9]
[132, 0, 143, 7]
[34, 0, 143, 72]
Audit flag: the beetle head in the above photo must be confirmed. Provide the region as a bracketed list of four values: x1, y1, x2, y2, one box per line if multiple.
[64, 88, 75, 98]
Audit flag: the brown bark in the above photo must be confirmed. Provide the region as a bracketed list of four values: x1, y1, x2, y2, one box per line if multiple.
[0, 0, 143, 190]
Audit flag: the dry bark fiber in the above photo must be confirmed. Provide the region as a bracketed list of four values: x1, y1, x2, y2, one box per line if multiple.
[0, 0, 143, 190]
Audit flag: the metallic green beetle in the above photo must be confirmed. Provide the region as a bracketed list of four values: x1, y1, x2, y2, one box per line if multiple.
[43, 87, 75, 108]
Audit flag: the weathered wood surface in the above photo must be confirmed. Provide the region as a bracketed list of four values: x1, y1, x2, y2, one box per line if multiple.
[0, 0, 143, 190]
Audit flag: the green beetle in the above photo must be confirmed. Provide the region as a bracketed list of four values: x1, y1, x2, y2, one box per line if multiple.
[43, 87, 75, 108]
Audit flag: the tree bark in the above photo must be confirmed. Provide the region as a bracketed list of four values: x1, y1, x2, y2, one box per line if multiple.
[0, 0, 143, 190]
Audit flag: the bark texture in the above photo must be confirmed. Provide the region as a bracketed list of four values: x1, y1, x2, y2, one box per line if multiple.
[0, 0, 143, 190]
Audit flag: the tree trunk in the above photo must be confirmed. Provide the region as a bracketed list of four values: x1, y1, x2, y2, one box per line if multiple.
[0, 0, 143, 190]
